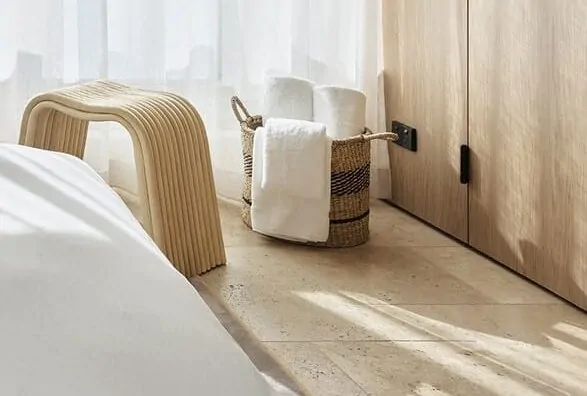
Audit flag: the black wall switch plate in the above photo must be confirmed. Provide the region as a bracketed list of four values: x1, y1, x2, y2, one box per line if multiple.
[392, 121, 417, 152]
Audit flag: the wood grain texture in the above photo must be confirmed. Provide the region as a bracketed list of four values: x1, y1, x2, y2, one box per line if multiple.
[469, 0, 587, 309]
[382, 0, 468, 241]
[19, 81, 227, 277]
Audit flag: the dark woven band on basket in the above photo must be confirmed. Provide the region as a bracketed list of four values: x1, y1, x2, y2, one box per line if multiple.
[243, 154, 253, 177]
[331, 164, 370, 196]
[330, 210, 370, 224]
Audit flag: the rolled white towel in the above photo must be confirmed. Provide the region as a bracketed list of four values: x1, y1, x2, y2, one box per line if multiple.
[313, 85, 366, 140]
[262, 75, 314, 121]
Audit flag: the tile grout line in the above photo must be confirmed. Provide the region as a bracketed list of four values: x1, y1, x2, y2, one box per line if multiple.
[360, 302, 565, 306]
[261, 340, 478, 344]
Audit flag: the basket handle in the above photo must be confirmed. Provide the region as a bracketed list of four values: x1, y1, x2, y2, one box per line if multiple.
[363, 132, 398, 141]
[362, 128, 399, 142]
[231, 96, 252, 123]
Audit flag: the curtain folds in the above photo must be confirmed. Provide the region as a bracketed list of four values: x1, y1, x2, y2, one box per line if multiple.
[0, 0, 390, 200]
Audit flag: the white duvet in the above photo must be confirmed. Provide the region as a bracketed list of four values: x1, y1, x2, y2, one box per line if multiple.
[0, 144, 290, 396]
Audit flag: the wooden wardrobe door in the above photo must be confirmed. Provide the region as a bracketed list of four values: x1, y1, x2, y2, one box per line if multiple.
[382, 0, 468, 241]
[469, 0, 587, 309]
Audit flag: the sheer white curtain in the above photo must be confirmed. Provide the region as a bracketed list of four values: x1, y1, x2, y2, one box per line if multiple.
[0, 0, 390, 201]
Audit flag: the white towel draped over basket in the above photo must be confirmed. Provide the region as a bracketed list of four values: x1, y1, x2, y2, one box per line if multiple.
[252, 118, 332, 243]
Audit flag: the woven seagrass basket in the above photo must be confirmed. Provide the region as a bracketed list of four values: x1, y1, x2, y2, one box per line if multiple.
[231, 96, 397, 247]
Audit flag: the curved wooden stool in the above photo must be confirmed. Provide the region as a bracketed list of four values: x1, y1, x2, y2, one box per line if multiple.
[19, 80, 226, 277]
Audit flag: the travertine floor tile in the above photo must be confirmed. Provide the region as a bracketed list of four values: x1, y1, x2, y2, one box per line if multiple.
[368, 200, 460, 248]
[317, 340, 582, 396]
[263, 342, 367, 396]
[413, 246, 562, 304]
[198, 277, 388, 342]
[205, 245, 507, 306]
[191, 277, 305, 395]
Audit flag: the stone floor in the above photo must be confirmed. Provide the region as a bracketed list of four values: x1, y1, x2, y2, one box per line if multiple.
[200, 199, 587, 396]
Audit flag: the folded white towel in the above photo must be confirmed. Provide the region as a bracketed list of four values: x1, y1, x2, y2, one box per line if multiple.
[313, 85, 366, 140]
[262, 117, 329, 199]
[262, 75, 314, 121]
[251, 127, 331, 243]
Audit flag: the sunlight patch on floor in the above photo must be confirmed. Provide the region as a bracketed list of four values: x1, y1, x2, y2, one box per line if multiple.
[553, 321, 587, 342]
[296, 290, 573, 396]
[343, 291, 587, 394]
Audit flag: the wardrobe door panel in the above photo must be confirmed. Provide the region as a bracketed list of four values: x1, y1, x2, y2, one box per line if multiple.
[382, 0, 468, 241]
[469, 0, 587, 308]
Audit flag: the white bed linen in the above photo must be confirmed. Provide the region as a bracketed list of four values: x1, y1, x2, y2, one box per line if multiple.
[0, 144, 291, 396]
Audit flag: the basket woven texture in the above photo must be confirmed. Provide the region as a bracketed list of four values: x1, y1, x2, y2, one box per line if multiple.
[231, 96, 397, 248]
